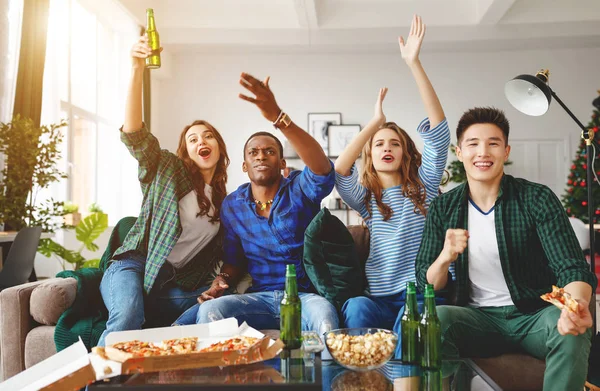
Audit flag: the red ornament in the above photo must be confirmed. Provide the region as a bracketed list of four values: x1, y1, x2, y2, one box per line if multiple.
[582, 201, 588, 206]
[567, 179, 573, 185]
[571, 164, 576, 170]
[568, 188, 573, 193]
[583, 164, 587, 169]
[596, 210, 600, 215]
[567, 208, 572, 214]
[581, 181, 586, 187]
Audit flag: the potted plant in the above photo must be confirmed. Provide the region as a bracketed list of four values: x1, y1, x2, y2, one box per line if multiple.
[0, 115, 68, 231]
[63, 201, 81, 227]
[38, 204, 109, 270]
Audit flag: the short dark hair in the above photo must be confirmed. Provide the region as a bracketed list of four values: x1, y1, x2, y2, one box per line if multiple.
[243, 132, 284, 158]
[456, 107, 510, 144]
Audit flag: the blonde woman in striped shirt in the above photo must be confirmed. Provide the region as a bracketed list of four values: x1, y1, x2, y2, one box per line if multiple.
[334, 15, 451, 356]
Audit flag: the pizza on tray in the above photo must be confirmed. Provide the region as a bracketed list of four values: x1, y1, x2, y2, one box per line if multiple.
[101, 336, 262, 361]
[199, 336, 262, 353]
[540, 285, 579, 313]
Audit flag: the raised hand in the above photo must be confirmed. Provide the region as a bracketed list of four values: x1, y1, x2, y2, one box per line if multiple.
[441, 229, 469, 264]
[239, 73, 281, 123]
[130, 35, 162, 69]
[197, 276, 229, 304]
[398, 14, 425, 66]
[374, 87, 388, 123]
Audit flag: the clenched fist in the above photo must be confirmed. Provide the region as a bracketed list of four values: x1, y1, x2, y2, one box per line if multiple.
[441, 229, 469, 264]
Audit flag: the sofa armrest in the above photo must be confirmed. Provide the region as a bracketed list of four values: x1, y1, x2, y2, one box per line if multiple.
[0, 279, 62, 380]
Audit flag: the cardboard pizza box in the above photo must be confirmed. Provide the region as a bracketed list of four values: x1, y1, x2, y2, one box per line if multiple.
[90, 317, 284, 380]
[0, 338, 96, 391]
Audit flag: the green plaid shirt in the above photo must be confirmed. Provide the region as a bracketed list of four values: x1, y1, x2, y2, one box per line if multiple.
[415, 174, 597, 313]
[112, 126, 220, 294]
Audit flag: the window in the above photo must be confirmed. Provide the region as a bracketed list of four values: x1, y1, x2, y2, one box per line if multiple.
[41, 0, 141, 225]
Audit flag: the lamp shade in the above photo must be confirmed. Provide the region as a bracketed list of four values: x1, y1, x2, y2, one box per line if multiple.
[504, 73, 552, 116]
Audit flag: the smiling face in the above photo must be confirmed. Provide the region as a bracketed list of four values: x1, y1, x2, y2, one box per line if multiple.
[242, 135, 286, 186]
[370, 127, 403, 174]
[456, 123, 510, 186]
[184, 124, 221, 173]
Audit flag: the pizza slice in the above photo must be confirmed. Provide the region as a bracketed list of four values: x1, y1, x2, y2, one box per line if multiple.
[105, 340, 166, 361]
[540, 285, 579, 313]
[198, 336, 261, 353]
[161, 337, 198, 354]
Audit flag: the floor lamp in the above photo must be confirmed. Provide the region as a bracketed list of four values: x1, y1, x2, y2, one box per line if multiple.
[505, 69, 597, 332]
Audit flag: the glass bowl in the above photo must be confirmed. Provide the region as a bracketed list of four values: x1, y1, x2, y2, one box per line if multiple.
[324, 328, 398, 372]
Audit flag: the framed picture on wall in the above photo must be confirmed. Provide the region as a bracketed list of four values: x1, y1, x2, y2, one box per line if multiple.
[307, 112, 342, 156]
[328, 124, 361, 158]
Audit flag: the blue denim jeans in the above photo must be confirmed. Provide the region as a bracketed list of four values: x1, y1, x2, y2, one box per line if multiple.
[192, 291, 339, 340]
[97, 251, 209, 346]
[341, 291, 446, 358]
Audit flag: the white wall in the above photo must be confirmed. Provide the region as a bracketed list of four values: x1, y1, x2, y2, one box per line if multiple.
[151, 47, 600, 195]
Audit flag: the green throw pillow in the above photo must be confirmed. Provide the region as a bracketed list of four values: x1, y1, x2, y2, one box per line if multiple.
[303, 208, 365, 313]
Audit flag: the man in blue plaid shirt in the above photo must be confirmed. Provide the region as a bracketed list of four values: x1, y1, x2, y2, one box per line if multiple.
[194, 72, 339, 338]
[415, 107, 597, 390]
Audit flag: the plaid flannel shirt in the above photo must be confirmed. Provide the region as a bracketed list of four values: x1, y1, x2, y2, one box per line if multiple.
[112, 126, 219, 293]
[415, 174, 597, 312]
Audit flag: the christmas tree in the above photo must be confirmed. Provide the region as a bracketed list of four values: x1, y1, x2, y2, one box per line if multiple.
[561, 91, 600, 224]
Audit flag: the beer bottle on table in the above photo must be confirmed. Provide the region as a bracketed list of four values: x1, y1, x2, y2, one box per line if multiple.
[400, 281, 420, 364]
[420, 283, 441, 370]
[280, 264, 302, 350]
[145, 8, 161, 69]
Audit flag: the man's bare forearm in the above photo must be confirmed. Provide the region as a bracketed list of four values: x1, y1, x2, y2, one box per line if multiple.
[426, 254, 452, 291]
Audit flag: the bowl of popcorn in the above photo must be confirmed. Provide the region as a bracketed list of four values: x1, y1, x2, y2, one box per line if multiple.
[325, 328, 398, 372]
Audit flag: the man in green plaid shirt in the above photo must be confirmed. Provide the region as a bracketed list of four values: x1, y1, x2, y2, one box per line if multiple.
[415, 107, 597, 390]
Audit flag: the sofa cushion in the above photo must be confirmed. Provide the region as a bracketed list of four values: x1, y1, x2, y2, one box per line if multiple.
[347, 225, 369, 269]
[303, 208, 365, 313]
[24, 325, 57, 369]
[30, 278, 77, 326]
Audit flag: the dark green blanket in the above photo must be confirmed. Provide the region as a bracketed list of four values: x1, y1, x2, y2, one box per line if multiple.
[54, 217, 136, 351]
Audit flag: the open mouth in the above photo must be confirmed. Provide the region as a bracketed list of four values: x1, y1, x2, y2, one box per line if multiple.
[382, 155, 395, 163]
[474, 161, 493, 168]
[199, 148, 211, 158]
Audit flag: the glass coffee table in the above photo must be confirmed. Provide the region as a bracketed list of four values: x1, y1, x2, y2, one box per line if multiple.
[89, 352, 502, 390]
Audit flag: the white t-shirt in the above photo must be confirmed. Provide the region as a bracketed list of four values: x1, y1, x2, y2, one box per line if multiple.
[167, 185, 220, 269]
[467, 199, 514, 307]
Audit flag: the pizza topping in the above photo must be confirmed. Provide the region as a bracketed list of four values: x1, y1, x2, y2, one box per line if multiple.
[540, 285, 579, 313]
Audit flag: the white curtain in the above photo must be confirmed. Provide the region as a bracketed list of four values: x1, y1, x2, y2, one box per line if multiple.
[0, 0, 23, 124]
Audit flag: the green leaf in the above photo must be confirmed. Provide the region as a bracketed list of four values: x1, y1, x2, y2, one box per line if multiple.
[76, 212, 108, 251]
[81, 259, 100, 268]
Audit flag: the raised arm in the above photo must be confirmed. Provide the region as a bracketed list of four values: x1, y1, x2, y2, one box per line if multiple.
[334, 88, 388, 176]
[123, 36, 149, 132]
[239, 73, 331, 175]
[399, 15, 444, 128]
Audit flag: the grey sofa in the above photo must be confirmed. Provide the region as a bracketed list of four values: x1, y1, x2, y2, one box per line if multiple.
[0, 225, 546, 389]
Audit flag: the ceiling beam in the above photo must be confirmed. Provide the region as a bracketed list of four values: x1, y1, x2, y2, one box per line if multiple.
[477, 0, 518, 25]
[293, 0, 318, 29]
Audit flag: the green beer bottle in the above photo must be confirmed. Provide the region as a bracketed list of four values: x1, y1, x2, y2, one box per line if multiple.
[145, 8, 161, 69]
[280, 264, 302, 350]
[420, 284, 441, 370]
[400, 281, 420, 364]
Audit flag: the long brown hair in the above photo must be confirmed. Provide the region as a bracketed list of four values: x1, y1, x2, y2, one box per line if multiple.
[360, 121, 427, 221]
[176, 120, 229, 223]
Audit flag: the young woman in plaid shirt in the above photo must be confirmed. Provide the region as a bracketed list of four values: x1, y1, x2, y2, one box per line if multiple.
[97, 36, 230, 346]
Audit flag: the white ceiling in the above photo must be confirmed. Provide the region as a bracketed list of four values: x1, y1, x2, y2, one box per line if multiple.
[115, 0, 600, 53]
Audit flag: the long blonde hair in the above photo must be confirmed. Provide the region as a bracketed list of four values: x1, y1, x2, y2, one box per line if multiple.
[360, 122, 427, 221]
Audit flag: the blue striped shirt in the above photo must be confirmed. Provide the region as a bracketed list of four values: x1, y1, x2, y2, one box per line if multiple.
[221, 163, 335, 292]
[335, 118, 451, 296]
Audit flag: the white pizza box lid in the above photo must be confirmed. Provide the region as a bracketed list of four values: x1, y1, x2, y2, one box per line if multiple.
[0, 338, 95, 391]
